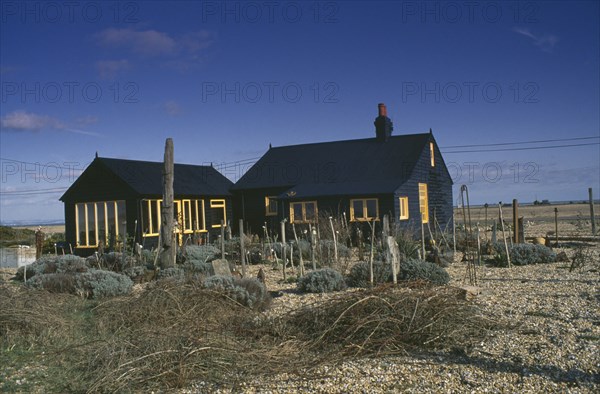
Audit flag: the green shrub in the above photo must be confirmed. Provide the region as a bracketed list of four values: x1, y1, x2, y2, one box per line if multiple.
[75, 269, 133, 298]
[16, 255, 89, 281]
[399, 259, 450, 285]
[26, 273, 77, 294]
[185, 259, 214, 276]
[346, 261, 392, 288]
[297, 268, 347, 293]
[122, 265, 148, 281]
[185, 245, 220, 263]
[157, 267, 185, 280]
[319, 240, 350, 262]
[395, 232, 420, 259]
[203, 275, 271, 310]
[492, 243, 557, 266]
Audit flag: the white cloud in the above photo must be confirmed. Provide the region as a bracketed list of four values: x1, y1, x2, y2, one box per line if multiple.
[0, 111, 62, 131]
[164, 100, 182, 116]
[96, 59, 131, 79]
[94, 28, 216, 67]
[512, 27, 558, 53]
[0, 111, 100, 136]
[95, 28, 178, 56]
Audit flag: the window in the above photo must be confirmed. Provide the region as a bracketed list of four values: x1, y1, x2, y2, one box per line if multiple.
[192, 200, 206, 232]
[418, 183, 429, 223]
[265, 196, 278, 216]
[350, 198, 379, 221]
[75, 201, 125, 247]
[430, 142, 435, 167]
[290, 201, 318, 223]
[210, 199, 227, 227]
[399, 197, 409, 220]
[142, 199, 162, 236]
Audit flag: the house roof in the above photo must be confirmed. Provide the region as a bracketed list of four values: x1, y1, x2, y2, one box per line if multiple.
[232, 133, 435, 197]
[61, 157, 233, 200]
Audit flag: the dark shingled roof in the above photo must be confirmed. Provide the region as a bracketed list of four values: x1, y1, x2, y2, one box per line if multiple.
[232, 133, 432, 197]
[61, 157, 232, 200]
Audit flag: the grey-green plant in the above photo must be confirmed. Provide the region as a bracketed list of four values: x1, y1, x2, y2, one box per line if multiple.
[492, 243, 556, 266]
[398, 258, 450, 285]
[203, 275, 271, 310]
[297, 268, 347, 293]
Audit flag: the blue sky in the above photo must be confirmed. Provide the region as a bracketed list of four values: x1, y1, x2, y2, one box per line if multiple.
[1, 0, 599, 224]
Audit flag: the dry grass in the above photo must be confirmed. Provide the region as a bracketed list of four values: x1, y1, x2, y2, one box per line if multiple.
[1, 277, 500, 392]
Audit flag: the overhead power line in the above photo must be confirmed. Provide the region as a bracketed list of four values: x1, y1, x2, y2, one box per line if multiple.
[441, 142, 600, 154]
[441, 135, 599, 149]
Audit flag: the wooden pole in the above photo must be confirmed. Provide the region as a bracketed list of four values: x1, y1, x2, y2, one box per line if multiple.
[292, 223, 304, 277]
[589, 188, 596, 235]
[512, 199, 519, 244]
[309, 224, 317, 270]
[420, 213, 426, 260]
[281, 221, 287, 280]
[386, 236, 399, 285]
[499, 203, 511, 268]
[369, 220, 376, 286]
[484, 203, 489, 241]
[554, 207, 559, 246]
[220, 220, 225, 259]
[159, 138, 175, 269]
[239, 219, 246, 277]
[452, 210, 456, 254]
[329, 216, 338, 265]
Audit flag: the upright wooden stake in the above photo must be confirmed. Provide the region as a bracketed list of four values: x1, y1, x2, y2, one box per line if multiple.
[554, 207, 559, 246]
[512, 199, 519, 244]
[309, 224, 317, 270]
[420, 213, 426, 260]
[220, 220, 225, 259]
[452, 210, 456, 254]
[159, 138, 175, 269]
[329, 216, 338, 265]
[589, 188, 596, 235]
[281, 221, 287, 280]
[369, 220, 376, 286]
[484, 203, 489, 241]
[292, 223, 304, 277]
[239, 219, 246, 277]
[499, 203, 511, 268]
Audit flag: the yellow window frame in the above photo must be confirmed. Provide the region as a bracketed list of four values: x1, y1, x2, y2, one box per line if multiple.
[75, 200, 123, 247]
[399, 197, 409, 220]
[289, 201, 318, 223]
[265, 196, 278, 216]
[210, 199, 227, 228]
[193, 199, 207, 232]
[349, 198, 379, 222]
[418, 183, 429, 223]
[142, 199, 162, 237]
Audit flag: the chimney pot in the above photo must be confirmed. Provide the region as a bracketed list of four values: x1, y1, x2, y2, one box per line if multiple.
[378, 103, 387, 117]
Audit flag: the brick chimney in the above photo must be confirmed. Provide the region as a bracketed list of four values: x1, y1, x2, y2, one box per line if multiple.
[374, 103, 393, 141]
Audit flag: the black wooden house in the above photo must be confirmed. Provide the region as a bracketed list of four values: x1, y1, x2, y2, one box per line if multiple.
[231, 104, 453, 235]
[60, 156, 233, 255]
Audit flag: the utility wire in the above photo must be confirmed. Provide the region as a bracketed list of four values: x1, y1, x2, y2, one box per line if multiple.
[442, 142, 600, 153]
[441, 135, 599, 149]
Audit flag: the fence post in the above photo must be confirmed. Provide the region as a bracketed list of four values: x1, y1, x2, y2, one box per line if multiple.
[239, 219, 246, 277]
[554, 207, 559, 246]
[512, 199, 519, 244]
[281, 220, 287, 281]
[590, 188, 596, 235]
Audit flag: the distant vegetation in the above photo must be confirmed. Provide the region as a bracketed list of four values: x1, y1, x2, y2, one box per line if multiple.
[0, 226, 35, 247]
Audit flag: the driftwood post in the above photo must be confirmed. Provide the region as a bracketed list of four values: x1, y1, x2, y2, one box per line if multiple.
[499, 203, 511, 268]
[589, 188, 596, 235]
[220, 220, 225, 259]
[554, 207, 559, 246]
[329, 216, 338, 265]
[292, 223, 304, 277]
[512, 199, 519, 244]
[239, 219, 246, 277]
[491, 219, 497, 243]
[452, 211, 456, 254]
[386, 236, 399, 285]
[309, 224, 316, 270]
[369, 220, 376, 286]
[159, 138, 175, 269]
[420, 213, 426, 260]
[280, 221, 287, 280]
[484, 203, 489, 240]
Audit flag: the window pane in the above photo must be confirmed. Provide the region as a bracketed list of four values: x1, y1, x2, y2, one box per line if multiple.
[106, 202, 117, 245]
[292, 203, 303, 222]
[183, 201, 192, 231]
[150, 201, 159, 233]
[97, 202, 106, 244]
[305, 202, 316, 221]
[196, 200, 205, 231]
[76, 203, 86, 246]
[117, 201, 127, 237]
[86, 203, 96, 246]
[352, 200, 364, 219]
[366, 199, 377, 218]
[212, 201, 225, 225]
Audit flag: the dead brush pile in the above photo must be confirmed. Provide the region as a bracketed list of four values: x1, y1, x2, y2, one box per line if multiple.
[278, 282, 498, 358]
[1, 279, 501, 392]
